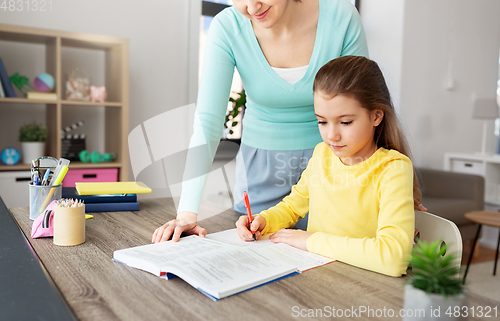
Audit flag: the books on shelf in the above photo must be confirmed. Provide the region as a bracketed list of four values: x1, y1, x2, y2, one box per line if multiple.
[0, 58, 16, 97]
[76, 181, 152, 195]
[113, 229, 334, 300]
[26, 91, 57, 101]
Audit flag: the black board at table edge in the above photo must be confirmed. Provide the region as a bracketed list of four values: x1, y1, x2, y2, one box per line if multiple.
[0, 196, 77, 321]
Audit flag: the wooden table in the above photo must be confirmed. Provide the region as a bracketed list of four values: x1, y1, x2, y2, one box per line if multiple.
[4, 198, 500, 321]
[463, 211, 500, 283]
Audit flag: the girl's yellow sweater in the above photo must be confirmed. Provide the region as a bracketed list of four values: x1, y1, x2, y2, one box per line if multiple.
[259, 143, 414, 277]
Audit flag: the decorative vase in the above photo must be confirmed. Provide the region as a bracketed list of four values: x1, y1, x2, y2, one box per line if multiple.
[403, 284, 467, 321]
[21, 142, 45, 164]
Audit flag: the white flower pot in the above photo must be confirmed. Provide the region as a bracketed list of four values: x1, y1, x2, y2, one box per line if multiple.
[21, 142, 46, 164]
[403, 284, 467, 321]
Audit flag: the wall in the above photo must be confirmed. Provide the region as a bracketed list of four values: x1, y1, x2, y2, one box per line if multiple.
[360, 0, 405, 112]
[0, 0, 200, 199]
[362, 0, 500, 168]
[401, 0, 500, 168]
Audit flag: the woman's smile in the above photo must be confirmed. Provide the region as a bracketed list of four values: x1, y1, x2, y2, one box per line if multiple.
[255, 7, 271, 20]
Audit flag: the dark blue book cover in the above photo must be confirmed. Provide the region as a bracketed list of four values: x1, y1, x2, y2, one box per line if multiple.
[62, 187, 137, 203]
[84, 201, 139, 213]
[0, 58, 16, 97]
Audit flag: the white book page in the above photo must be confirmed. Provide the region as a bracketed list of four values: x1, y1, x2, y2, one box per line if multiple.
[114, 235, 297, 299]
[207, 229, 335, 272]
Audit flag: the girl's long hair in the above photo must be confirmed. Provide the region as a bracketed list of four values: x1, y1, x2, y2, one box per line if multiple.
[313, 55, 422, 209]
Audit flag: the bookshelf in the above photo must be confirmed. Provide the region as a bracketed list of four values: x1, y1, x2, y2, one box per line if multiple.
[0, 23, 129, 181]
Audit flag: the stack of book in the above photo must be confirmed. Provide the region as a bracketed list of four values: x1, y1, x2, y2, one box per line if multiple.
[62, 187, 139, 213]
[62, 181, 152, 213]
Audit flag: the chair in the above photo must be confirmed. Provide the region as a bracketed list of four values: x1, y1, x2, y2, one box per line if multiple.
[417, 168, 484, 243]
[414, 210, 463, 271]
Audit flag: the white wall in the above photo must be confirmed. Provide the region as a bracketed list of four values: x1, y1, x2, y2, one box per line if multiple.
[401, 0, 500, 168]
[0, 0, 200, 198]
[362, 0, 500, 169]
[360, 0, 405, 111]
[361, 0, 500, 169]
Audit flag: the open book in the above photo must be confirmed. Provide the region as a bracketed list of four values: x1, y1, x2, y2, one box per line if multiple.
[113, 229, 334, 300]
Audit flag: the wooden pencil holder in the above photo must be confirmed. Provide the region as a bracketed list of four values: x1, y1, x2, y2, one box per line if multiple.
[53, 204, 86, 246]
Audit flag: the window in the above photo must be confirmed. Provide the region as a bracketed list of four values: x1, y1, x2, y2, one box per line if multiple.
[200, 0, 243, 139]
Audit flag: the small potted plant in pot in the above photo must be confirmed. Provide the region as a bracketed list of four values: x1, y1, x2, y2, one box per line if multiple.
[403, 240, 466, 321]
[19, 122, 47, 164]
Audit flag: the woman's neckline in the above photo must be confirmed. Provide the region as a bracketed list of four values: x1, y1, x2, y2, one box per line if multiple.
[246, 0, 323, 89]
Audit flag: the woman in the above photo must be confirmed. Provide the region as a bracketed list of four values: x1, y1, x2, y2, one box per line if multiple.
[152, 0, 368, 243]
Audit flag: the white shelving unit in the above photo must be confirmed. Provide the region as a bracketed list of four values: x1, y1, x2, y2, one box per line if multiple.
[444, 153, 500, 206]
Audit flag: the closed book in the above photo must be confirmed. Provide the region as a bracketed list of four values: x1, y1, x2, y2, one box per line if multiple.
[85, 201, 139, 213]
[62, 187, 137, 203]
[0, 58, 16, 97]
[26, 91, 57, 101]
[76, 181, 152, 195]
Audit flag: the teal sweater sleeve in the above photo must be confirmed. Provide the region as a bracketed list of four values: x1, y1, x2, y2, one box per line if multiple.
[178, 0, 368, 214]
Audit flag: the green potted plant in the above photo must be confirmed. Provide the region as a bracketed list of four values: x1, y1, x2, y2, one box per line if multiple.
[403, 240, 466, 321]
[19, 122, 47, 164]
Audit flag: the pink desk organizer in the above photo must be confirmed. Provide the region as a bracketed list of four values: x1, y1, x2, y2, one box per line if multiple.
[63, 168, 118, 187]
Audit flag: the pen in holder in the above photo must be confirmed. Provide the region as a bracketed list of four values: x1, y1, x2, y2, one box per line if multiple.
[29, 183, 62, 220]
[53, 199, 85, 246]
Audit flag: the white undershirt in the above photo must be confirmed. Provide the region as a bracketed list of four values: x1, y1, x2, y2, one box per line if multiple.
[271, 65, 309, 84]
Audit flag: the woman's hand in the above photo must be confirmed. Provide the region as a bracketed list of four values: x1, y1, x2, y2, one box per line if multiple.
[235, 214, 267, 241]
[152, 211, 207, 243]
[269, 229, 313, 251]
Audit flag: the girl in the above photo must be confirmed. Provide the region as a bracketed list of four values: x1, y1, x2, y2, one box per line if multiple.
[236, 55, 421, 277]
[152, 0, 368, 243]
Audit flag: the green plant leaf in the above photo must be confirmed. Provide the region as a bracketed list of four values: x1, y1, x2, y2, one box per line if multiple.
[407, 240, 464, 297]
[18, 122, 47, 142]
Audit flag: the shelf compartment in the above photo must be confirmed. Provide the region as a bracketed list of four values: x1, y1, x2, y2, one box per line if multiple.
[0, 98, 58, 104]
[69, 161, 122, 169]
[0, 161, 122, 172]
[61, 42, 126, 103]
[0, 164, 31, 171]
[0, 23, 129, 181]
[0, 98, 121, 107]
[61, 100, 122, 107]
[0, 29, 56, 45]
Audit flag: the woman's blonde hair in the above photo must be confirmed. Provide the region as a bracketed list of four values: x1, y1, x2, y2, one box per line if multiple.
[313, 55, 422, 208]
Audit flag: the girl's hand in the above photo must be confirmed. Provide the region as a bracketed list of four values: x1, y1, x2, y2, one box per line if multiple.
[416, 203, 427, 212]
[235, 214, 266, 241]
[269, 229, 313, 251]
[152, 211, 207, 243]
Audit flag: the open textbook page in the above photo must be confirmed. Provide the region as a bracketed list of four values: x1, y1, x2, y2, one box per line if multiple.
[113, 235, 297, 300]
[206, 229, 335, 272]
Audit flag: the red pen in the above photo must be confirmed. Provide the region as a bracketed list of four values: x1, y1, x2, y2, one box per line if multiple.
[243, 191, 256, 241]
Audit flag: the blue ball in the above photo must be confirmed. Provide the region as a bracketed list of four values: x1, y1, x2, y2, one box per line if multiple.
[33, 73, 55, 93]
[1, 147, 20, 165]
